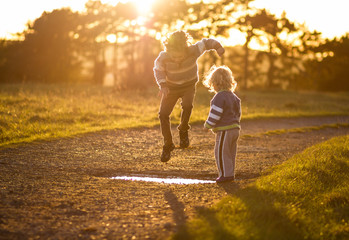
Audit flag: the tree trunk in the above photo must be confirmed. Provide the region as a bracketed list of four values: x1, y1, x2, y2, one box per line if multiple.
[243, 41, 249, 89]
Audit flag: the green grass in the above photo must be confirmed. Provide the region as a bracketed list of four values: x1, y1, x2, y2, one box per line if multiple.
[172, 135, 349, 240]
[1, 83, 349, 147]
[193, 88, 349, 122]
[0, 84, 160, 147]
[240, 123, 349, 139]
[261, 123, 349, 136]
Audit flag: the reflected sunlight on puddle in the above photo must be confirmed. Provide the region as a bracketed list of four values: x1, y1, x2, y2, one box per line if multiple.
[111, 176, 216, 184]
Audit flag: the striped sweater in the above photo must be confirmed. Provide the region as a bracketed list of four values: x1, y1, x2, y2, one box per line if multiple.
[204, 91, 241, 132]
[153, 38, 224, 89]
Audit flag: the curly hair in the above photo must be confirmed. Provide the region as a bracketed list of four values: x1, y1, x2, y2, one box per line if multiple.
[203, 65, 237, 93]
[163, 30, 192, 52]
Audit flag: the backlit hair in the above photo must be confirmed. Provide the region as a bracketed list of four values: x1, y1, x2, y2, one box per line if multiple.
[203, 65, 237, 93]
[163, 30, 192, 52]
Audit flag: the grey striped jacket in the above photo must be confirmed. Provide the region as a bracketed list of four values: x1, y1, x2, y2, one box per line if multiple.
[153, 38, 224, 89]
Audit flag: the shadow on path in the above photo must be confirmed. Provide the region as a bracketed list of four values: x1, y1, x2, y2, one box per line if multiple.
[164, 190, 187, 231]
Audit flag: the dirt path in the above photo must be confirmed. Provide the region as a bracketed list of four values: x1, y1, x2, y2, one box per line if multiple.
[1, 116, 349, 240]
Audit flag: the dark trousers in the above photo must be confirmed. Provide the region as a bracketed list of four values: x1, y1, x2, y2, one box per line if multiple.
[159, 84, 196, 146]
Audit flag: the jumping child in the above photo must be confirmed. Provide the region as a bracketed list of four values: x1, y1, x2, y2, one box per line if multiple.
[203, 65, 241, 183]
[153, 30, 225, 162]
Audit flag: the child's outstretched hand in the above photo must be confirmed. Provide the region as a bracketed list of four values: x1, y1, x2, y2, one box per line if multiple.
[217, 47, 225, 57]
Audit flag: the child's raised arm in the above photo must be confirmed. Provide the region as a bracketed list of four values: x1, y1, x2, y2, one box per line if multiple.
[194, 38, 225, 57]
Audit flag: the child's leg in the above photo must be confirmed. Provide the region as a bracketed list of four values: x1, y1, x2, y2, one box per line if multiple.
[214, 129, 240, 177]
[225, 129, 240, 177]
[214, 132, 223, 178]
[159, 91, 180, 146]
[178, 85, 196, 132]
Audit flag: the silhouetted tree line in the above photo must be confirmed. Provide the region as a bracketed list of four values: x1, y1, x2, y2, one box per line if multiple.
[0, 0, 348, 91]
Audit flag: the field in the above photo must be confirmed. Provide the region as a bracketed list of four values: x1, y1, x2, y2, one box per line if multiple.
[0, 84, 349, 239]
[1, 84, 349, 147]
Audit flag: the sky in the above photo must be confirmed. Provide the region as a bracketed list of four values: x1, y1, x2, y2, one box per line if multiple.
[0, 0, 348, 40]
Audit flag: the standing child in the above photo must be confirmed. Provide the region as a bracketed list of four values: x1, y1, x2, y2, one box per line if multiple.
[203, 65, 241, 183]
[153, 30, 225, 162]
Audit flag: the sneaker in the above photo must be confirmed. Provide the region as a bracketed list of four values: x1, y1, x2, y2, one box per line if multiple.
[179, 131, 189, 149]
[216, 176, 235, 183]
[161, 143, 175, 162]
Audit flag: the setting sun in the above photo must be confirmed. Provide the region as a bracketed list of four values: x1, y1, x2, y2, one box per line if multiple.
[132, 0, 155, 14]
[1, 0, 348, 40]
[102, 0, 155, 15]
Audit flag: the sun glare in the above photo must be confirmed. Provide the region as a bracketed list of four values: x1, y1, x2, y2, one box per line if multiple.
[102, 0, 155, 15]
[106, 34, 117, 43]
[133, 0, 155, 14]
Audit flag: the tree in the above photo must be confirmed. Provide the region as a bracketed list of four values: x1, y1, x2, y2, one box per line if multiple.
[20, 8, 82, 83]
[235, 7, 323, 90]
[234, 6, 257, 89]
[244, 9, 298, 88]
[0, 9, 82, 83]
[170, 0, 250, 79]
[303, 34, 349, 91]
[0, 40, 24, 83]
[77, 0, 159, 87]
[284, 25, 322, 90]
[147, 0, 189, 32]
[77, 0, 116, 84]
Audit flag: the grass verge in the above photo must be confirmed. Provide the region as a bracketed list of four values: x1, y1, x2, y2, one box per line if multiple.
[172, 135, 349, 240]
[241, 123, 349, 139]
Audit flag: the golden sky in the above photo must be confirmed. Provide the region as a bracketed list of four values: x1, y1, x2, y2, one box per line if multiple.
[0, 0, 348, 41]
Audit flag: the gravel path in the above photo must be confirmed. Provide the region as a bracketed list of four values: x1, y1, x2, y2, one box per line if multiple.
[0, 116, 348, 239]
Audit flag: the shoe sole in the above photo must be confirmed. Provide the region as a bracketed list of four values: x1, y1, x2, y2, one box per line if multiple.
[216, 178, 235, 183]
[161, 145, 175, 162]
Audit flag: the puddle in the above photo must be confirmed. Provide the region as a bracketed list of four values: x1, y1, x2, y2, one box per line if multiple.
[111, 176, 216, 184]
